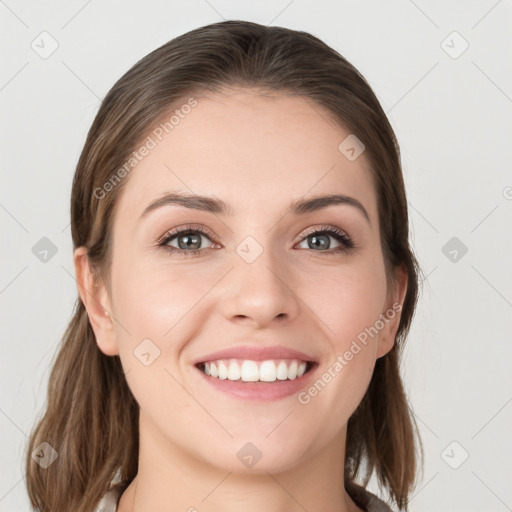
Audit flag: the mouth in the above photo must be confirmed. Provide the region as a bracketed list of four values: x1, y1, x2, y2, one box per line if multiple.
[195, 358, 317, 383]
[192, 345, 320, 400]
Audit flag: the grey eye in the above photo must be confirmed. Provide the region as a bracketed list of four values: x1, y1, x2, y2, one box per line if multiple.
[297, 232, 342, 251]
[166, 231, 211, 251]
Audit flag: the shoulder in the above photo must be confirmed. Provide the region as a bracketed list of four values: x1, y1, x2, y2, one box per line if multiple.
[95, 485, 122, 512]
[95, 480, 394, 512]
[364, 490, 396, 512]
[347, 482, 397, 512]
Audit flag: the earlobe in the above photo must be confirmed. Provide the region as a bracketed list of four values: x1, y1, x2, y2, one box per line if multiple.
[376, 265, 408, 359]
[73, 247, 119, 356]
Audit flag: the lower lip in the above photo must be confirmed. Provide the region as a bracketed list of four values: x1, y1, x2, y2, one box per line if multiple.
[194, 363, 318, 401]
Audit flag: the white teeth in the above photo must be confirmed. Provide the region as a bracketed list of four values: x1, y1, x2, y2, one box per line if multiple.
[240, 360, 259, 381]
[287, 360, 298, 379]
[218, 361, 228, 380]
[276, 361, 288, 380]
[227, 361, 241, 380]
[260, 360, 277, 382]
[200, 359, 311, 382]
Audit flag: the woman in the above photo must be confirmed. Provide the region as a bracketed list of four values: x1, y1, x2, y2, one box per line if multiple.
[25, 20, 423, 512]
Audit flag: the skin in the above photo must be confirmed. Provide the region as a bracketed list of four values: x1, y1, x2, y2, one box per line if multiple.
[75, 88, 407, 512]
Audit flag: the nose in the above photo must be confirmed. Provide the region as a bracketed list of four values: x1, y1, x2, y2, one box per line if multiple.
[219, 242, 301, 329]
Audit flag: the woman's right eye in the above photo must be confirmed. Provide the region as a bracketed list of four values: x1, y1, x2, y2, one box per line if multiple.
[159, 227, 215, 256]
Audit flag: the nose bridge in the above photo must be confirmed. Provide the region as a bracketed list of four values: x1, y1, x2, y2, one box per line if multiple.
[223, 232, 300, 325]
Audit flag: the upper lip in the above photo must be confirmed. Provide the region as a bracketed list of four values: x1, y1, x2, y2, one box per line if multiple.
[193, 345, 317, 365]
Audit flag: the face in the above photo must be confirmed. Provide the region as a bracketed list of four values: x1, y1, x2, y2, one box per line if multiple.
[76, 88, 406, 475]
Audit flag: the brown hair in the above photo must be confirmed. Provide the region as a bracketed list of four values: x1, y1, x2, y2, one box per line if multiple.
[25, 20, 423, 511]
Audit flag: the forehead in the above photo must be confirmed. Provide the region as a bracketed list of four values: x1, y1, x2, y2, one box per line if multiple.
[115, 88, 377, 223]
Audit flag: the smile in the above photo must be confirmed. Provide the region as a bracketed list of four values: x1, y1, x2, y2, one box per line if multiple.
[197, 358, 315, 383]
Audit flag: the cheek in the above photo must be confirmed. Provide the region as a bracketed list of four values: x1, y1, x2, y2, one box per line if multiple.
[110, 256, 203, 337]
[304, 260, 388, 348]
[109, 263, 199, 409]
[298, 259, 386, 403]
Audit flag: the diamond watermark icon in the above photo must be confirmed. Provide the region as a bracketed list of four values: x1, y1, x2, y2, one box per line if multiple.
[441, 31, 469, 59]
[237, 442, 263, 468]
[236, 236, 263, 264]
[338, 134, 365, 161]
[31, 31, 59, 59]
[442, 236, 468, 263]
[32, 442, 58, 469]
[441, 441, 469, 469]
[134, 338, 161, 366]
[32, 237, 58, 263]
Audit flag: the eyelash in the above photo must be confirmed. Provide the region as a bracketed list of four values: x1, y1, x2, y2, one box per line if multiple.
[156, 224, 355, 257]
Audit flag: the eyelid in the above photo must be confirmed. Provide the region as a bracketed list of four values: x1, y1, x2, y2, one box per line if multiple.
[156, 224, 215, 247]
[298, 224, 348, 239]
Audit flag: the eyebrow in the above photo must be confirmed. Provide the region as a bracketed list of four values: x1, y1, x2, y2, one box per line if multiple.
[140, 192, 371, 224]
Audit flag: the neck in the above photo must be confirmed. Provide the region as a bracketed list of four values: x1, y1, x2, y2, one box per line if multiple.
[118, 413, 363, 512]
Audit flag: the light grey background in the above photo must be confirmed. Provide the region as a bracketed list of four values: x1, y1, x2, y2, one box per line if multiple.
[1, 1, 511, 511]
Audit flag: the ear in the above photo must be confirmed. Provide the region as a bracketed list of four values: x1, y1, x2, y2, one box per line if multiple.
[376, 265, 408, 359]
[73, 246, 119, 356]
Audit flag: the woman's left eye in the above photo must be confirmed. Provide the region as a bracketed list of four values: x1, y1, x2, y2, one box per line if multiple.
[296, 226, 354, 255]
[157, 225, 354, 257]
